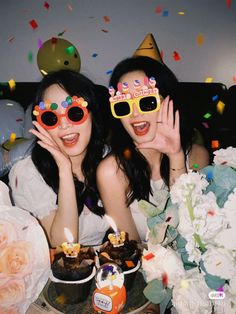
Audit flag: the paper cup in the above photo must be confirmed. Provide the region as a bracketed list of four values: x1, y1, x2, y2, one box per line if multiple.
[123, 260, 141, 291]
[50, 266, 96, 304]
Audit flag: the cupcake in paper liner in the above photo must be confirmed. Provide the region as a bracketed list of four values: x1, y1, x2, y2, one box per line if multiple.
[0, 181, 50, 314]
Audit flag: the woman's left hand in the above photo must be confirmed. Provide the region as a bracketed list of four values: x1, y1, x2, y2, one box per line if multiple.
[137, 96, 181, 156]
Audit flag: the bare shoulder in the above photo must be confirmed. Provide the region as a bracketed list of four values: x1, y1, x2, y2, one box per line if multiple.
[189, 144, 210, 169]
[97, 154, 127, 183]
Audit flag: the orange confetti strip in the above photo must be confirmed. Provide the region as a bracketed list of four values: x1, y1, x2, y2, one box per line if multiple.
[233, 76, 236, 83]
[196, 33, 204, 46]
[125, 260, 135, 268]
[103, 15, 110, 23]
[143, 253, 155, 260]
[173, 51, 181, 61]
[211, 140, 220, 149]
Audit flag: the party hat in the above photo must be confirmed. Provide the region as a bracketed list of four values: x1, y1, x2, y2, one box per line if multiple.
[133, 33, 163, 62]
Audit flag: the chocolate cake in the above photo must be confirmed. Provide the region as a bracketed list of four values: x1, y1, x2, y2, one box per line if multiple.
[51, 246, 95, 281]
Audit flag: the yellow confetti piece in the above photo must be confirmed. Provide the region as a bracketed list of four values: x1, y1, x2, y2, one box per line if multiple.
[40, 69, 48, 76]
[216, 100, 225, 114]
[205, 77, 213, 83]
[8, 79, 16, 91]
[178, 11, 185, 15]
[9, 133, 16, 142]
[196, 33, 204, 46]
[180, 279, 189, 289]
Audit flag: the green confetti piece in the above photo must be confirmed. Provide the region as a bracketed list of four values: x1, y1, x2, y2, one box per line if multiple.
[193, 163, 199, 169]
[204, 112, 211, 119]
[28, 51, 33, 63]
[65, 45, 76, 55]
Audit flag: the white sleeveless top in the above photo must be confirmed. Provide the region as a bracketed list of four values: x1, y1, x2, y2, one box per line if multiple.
[9, 156, 110, 246]
[130, 179, 167, 242]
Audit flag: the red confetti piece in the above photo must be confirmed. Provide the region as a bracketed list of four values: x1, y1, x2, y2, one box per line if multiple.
[233, 76, 236, 83]
[29, 19, 38, 30]
[160, 50, 164, 60]
[226, 0, 231, 8]
[103, 15, 110, 23]
[143, 253, 155, 260]
[101, 29, 109, 33]
[155, 6, 162, 14]
[211, 140, 220, 149]
[162, 272, 168, 287]
[44, 1, 50, 9]
[207, 210, 215, 216]
[173, 51, 181, 61]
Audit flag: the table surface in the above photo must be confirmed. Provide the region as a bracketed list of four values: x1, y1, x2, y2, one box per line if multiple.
[27, 271, 150, 314]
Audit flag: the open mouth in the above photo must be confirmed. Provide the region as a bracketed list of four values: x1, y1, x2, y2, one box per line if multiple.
[61, 133, 79, 147]
[131, 121, 150, 136]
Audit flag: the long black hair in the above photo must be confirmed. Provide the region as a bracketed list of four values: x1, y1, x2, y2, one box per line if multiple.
[31, 69, 109, 216]
[108, 56, 194, 205]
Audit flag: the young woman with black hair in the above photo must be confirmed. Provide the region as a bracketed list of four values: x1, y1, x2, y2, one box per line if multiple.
[97, 56, 209, 243]
[9, 69, 110, 247]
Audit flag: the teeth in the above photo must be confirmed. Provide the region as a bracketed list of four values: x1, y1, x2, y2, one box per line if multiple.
[62, 134, 77, 140]
[132, 122, 147, 127]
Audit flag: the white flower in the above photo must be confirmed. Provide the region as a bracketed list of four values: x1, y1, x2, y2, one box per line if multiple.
[213, 146, 236, 168]
[172, 269, 212, 314]
[192, 192, 225, 242]
[177, 203, 195, 238]
[171, 171, 208, 205]
[185, 238, 202, 263]
[202, 245, 236, 279]
[213, 286, 236, 314]
[214, 229, 236, 250]
[223, 187, 236, 229]
[142, 243, 186, 288]
[229, 274, 236, 295]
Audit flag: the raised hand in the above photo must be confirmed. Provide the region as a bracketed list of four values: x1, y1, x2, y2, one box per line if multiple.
[137, 96, 182, 156]
[29, 121, 72, 170]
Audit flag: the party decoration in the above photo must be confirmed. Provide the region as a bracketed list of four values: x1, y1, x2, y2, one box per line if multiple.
[29, 19, 38, 30]
[133, 33, 163, 62]
[37, 38, 81, 75]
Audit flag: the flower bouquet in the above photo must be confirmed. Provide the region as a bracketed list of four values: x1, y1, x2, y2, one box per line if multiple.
[139, 147, 236, 314]
[0, 181, 50, 314]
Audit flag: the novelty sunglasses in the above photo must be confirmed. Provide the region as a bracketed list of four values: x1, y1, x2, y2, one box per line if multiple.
[33, 96, 89, 130]
[110, 93, 161, 119]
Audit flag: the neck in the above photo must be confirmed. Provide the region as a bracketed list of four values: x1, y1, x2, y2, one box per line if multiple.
[139, 148, 162, 180]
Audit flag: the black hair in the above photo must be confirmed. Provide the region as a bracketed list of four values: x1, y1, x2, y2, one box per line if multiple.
[31, 69, 109, 216]
[108, 56, 194, 205]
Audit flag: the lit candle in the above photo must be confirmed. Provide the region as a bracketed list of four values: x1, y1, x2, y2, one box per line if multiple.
[61, 227, 80, 258]
[105, 215, 126, 247]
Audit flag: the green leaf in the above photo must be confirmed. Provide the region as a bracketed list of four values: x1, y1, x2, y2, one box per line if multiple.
[160, 288, 172, 314]
[138, 200, 162, 218]
[143, 279, 168, 304]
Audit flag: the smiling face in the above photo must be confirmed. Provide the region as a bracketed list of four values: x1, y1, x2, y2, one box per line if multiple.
[42, 84, 92, 158]
[118, 71, 161, 145]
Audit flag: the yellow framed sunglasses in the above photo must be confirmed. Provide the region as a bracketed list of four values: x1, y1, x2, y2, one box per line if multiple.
[110, 93, 161, 119]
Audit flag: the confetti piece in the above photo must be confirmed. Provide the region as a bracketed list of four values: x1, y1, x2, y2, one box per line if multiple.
[143, 253, 155, 260]
[180, 279, 189, 289]
[193, 163, 199, 169]
[65, 45, 76, 55]
[38, 38, 43, 49]
[216, 100, 225, 114]
[58, 29, 67, 36]
[233, 76, 236, 83]
[211, 140, 220, 149]
[123, 148, 132, 159]
[202, 122, 209, 128]
[212, 95, 218, 101]
[67, 4, 73, 11]
[29, 19, 38, 30]
[106, 70, 113, 75]
[55, 294, 66, 304]
[8, 79, 16, 91]
[155, 6, 162, 14]
[162, 10, 169, 17]
[178, 11, 185, 15]
[9, 133, 16, 143]
[101, 29, 109, 33]
[196, 33, 204, 46]
[173, 51, 181, 61]
[7, 36, 15, 43]
[125, 260, 135, 268]
[204, 112, 211, 119]
[162, 272, 168, 287]
[205, 77, 213, 83]
[92, 53, 98, 58]
[28, 51, 33, 63]
[44, 1, 50, 9]
[226, 0, 231, 8]
[103, 15, 110, 23]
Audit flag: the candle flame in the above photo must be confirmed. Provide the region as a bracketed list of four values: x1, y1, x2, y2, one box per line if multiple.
[64, 227, 74, 243]
[105, 215, 118, 232]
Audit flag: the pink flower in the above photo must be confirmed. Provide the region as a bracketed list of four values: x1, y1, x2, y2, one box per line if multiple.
[0, 279, 25, 309]
[0, 220, 18, 250]
[0, 241, 32, 280]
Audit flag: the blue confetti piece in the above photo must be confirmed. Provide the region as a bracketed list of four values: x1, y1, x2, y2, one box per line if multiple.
[106, 70, 113, 75]
[212, 95, 219, 101]
[162, 10, 169, 17]
[92, 53, 98, 58]
[206, 169, 213, 180]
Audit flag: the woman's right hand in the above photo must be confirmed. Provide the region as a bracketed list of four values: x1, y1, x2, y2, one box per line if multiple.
[29, 121, 72, 170]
